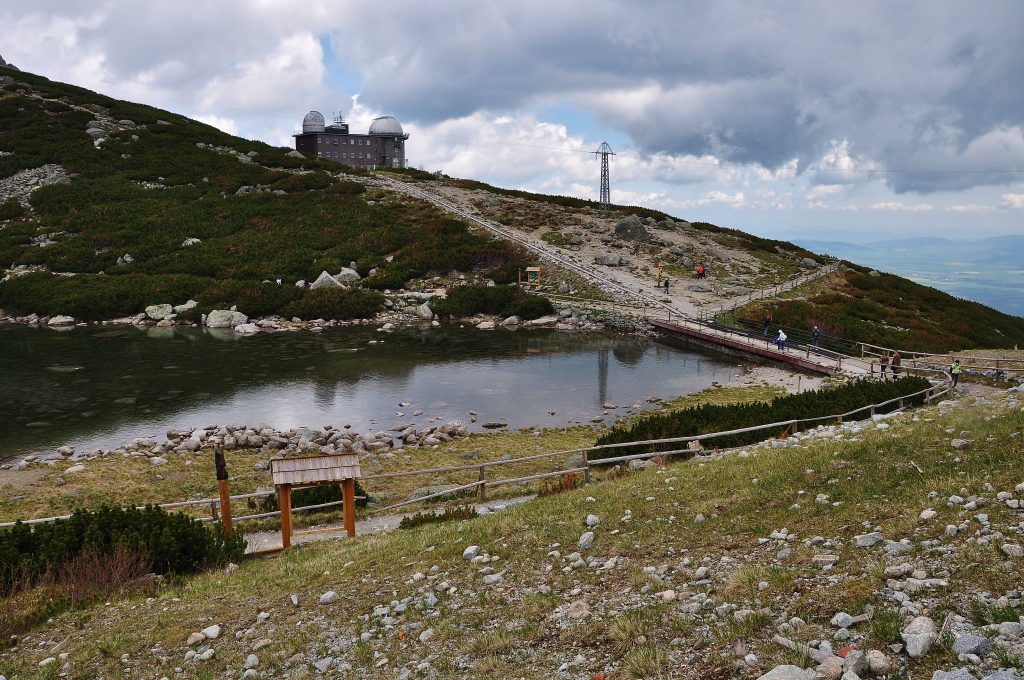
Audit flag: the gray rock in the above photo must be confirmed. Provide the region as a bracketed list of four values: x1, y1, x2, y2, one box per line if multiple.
[173, 300, 197, 314]
[585, 514, 600, 527]
[48, 315, 75, 326]
[318, 591, 337, 605]
[335, 267, 361, 283]
[234, 323, 260, 335]
[686, 283, 711, 293]
[613, 215, 650, 241]
[145, 304, 174, 321]
[181, 237, 201, 247]
[842, 649, 867, 675]
[866, 650, 891, 675]
[629, 459, 653, 471]
[931, 670, 977, 680]
[412, 302, 434, 320]
[902, 616, 938, 658]
[243, 654, 259, 669]
[314, 657, 334, 672]
[285, 149, 305, 158]
[594, 252, 622, 266]
[309, 270, 342, 290]
[206, 309, 248, 328]
[85, 127, 105, 140]
[149, 456, 168, 466]
[201, 624, 221, 639]
[462, 546, 480, 560]
[951, 634, 992, 656]
[801, 257, 819, 268]
[853, 531, 883, 547]
[981, 672, 1019, 680]
[707, 246, 728, 262]
[64, 464, 86, 474]
[578, 531, 595, 551]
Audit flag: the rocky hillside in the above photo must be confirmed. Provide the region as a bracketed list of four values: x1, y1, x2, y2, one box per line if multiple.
[1, 384, 1022, 679]
[0, 67, 531, 323]
[2, 64, 1021, 348]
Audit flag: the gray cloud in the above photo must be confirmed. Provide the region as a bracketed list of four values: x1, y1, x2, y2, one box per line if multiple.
[332, 0, 1024, 193]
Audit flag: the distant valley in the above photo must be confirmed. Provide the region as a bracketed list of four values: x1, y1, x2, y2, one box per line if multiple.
[798, 234, 1024, 317]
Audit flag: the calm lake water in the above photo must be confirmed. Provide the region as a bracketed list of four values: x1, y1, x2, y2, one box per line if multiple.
[0, 324, 743, 461]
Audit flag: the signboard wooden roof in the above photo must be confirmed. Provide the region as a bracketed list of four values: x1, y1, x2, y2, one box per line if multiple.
[270, 454, 362, 486]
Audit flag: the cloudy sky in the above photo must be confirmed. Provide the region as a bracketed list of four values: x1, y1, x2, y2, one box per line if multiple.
[3, 1, 1024, 243]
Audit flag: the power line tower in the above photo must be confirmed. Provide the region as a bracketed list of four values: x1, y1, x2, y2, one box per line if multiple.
[594, 142, 615, 210]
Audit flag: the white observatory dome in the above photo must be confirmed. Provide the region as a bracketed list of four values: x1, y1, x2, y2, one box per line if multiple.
[302, 111, 326, 134]
[368, 116, 404, 136]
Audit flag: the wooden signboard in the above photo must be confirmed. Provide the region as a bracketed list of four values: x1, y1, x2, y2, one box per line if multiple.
[270, 454, 362, 548]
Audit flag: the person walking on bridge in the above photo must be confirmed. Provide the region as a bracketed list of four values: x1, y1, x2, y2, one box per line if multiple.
[775, 329, 787, 351]
[891, 351, 902, 378]
[950, 358, 962, 388]
[811, 326, 821, 347]
[880, 351, 889, 380]
[763, 314, 772, 337]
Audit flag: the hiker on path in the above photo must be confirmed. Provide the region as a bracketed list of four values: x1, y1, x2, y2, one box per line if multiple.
[696, 263, 705, 279]
[775, 329, 787, 351]
[811, 326, 821, 347]
[880, 351, 889, 379]
[891, 351, 902, 378]
[950, 358, 962, 387]
[763, 314, 772, 337]
[663, 278, 670, 294]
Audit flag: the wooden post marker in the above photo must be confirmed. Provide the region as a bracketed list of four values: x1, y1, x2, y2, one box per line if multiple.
[271, 453, 362, 549]
[214, 445, 233, 535]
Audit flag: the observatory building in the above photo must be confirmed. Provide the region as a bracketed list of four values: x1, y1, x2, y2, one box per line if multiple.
[293, 111, 409, 169]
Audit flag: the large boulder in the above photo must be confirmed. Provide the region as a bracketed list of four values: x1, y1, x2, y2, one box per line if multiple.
[335, 267, 361, 283]
[173, 300, 197, 314]
[801, 257, 819, 268]
[48, 315, 75, 326]
[145, 304, 174, 321]
[594, 252, 622, 266]
[309, 271, 343, 290]
[412, 303, 434, 320]
[706, 246, 728, 262]
[206, 309, 248, 328]
[613, 214, 650, 241]
[901, 616, 938, 658]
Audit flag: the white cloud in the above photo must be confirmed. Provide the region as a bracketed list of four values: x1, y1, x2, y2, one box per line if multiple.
[194, 115, 239, 136]
[946, 203, 996, 213]
[870, 202, 934, 212]
[1001, 193, 1024, 208]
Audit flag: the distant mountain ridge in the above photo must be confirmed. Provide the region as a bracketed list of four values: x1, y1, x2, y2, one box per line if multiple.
[797, 235, 1024, 317]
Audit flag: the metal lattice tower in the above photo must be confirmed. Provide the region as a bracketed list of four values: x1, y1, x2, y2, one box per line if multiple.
[594, 142, 615, 210]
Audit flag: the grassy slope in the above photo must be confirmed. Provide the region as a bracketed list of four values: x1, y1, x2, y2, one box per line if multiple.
[732, 265, 1024, 353]
[0, 67, 528, 319]
[1, 388, 1022, 679]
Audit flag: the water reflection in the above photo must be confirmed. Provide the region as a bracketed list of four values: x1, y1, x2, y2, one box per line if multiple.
[0, 325, 742, 460]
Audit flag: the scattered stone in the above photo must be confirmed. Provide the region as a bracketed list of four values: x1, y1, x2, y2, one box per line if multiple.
[201, 624, 221, 640]
[902, 616, 938, 658]
[853, 531, 883, 548]
[578, 532, 594, 551]
[318, 591, 338, 605]
[462, 545, 480, 560]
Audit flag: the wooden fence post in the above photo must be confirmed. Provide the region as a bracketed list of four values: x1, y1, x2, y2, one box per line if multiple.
[214, 445, 233, 535]
[342, 478, 356, 538]
[478, 466, 487, 502]
[583, 450, 591, 484]
[278, 484, 293, 548]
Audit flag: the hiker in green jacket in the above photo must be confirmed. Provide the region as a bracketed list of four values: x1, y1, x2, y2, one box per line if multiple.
[950, 359, 962, 388]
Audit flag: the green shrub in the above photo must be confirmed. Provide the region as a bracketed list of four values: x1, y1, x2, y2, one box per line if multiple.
[430, 284, 553, 320]
[398, 505, 477, 530]
[0, 506, 244, 596]
[279, 287, 384, 320]
[326, 179, 366, 195]
[592, 377, 932, 460]
[0, 198, 26, 220]
[257, 481, 367, 512]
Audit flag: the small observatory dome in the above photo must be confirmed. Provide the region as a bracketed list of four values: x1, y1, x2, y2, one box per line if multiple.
[368, 115, 404, 136]
[302, 111, 326, 134]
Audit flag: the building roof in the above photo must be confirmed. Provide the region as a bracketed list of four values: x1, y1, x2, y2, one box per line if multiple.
[368, 115, 405, 136]
[302, 111, 326, 134]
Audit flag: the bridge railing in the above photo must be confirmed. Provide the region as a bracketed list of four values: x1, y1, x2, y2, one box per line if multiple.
[858, 342, 1024, 376]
